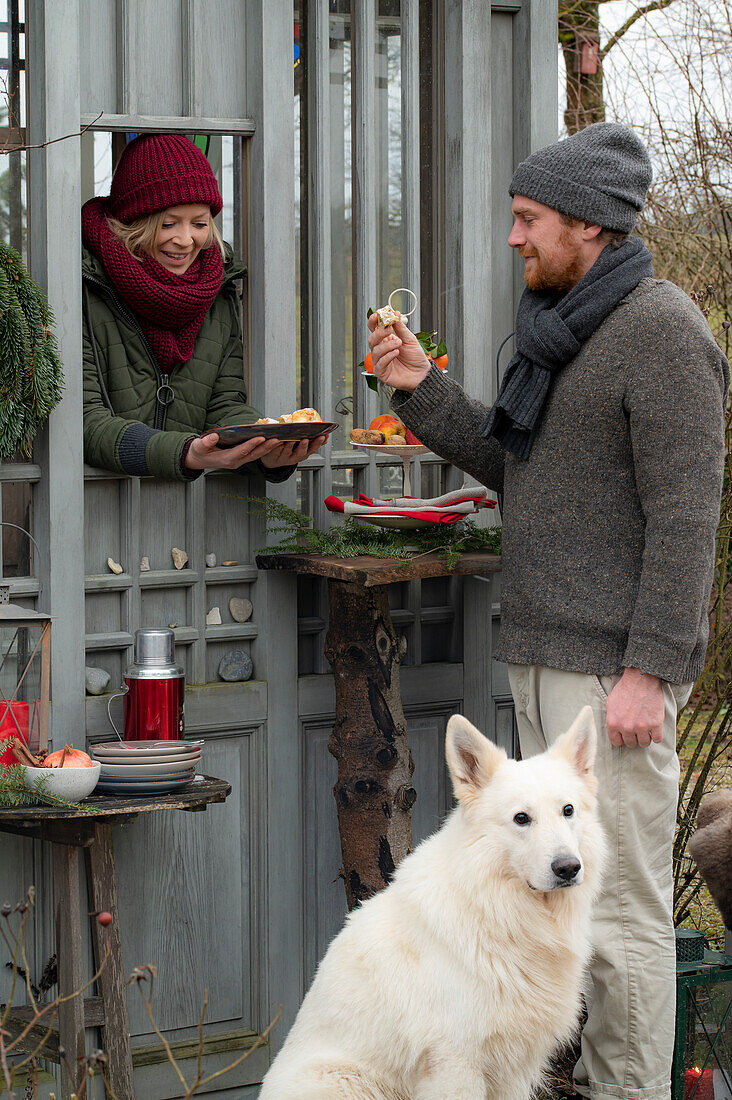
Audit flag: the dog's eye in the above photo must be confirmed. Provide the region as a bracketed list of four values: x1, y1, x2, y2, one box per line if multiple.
[513, 812, 531, 826]
[563, 804, 574, 817]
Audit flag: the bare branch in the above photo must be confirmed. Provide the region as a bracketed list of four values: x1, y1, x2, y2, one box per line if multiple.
[601, 0, 679, 59]
[0, 109, 104, 155]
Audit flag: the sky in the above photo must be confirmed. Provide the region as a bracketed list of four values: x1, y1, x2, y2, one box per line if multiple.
[573, 0, 732, 139]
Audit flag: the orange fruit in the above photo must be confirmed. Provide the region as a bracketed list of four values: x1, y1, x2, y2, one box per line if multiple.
[428, 353, 448, 371]
[364, 352, 374, 374]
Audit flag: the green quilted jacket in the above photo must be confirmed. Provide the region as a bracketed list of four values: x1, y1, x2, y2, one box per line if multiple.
[82, 246, 290, 482]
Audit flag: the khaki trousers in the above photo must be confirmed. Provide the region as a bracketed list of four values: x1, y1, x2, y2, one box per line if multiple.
[508, 664, 692, 1100]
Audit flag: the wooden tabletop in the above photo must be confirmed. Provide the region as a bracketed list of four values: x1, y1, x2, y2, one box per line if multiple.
[0, 775, 231, 845]
[255, 550, 501, 587]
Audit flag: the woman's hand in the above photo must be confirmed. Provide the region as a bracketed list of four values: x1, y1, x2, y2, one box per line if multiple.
[185, 433, 281, 471]
[367, 313, 432, 393]
[260, 434, 329, 468]
[184, 432, 329, 472]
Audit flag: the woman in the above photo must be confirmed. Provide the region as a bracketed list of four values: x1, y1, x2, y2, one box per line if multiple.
[82, 133, 324, 480]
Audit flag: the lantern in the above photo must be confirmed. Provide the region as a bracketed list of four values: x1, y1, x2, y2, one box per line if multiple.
[673, 929, 732, 1100]
[0, 583, 51, 765]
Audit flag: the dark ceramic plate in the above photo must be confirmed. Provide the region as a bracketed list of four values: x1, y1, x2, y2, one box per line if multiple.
[214, 422, 339, 448]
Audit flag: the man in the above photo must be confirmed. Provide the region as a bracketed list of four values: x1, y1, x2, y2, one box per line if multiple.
[368, 122, 729, 1100]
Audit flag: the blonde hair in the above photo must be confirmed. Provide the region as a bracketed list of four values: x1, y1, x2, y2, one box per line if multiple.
[107, 208, 225, 260]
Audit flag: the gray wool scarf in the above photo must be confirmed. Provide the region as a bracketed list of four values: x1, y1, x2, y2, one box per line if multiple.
[481, 238, 654, 459]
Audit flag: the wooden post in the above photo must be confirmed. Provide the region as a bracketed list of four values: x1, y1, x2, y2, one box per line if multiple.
[53, 842, 85, 1100]
[324, 580, 416, 910]
[85, 823, 135, 1100]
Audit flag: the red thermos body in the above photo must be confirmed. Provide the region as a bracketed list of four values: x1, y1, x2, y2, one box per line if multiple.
[123, 628, 185, 741]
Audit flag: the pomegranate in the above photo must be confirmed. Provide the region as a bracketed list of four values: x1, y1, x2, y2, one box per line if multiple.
[44, 744, 94, 768]
[405, 429, 423, 446]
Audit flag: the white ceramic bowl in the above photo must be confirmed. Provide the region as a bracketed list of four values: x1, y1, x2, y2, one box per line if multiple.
[23, 762, 101, 801]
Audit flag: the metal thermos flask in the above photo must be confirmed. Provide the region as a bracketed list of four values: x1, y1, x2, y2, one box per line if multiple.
[122, 628, 185, 741]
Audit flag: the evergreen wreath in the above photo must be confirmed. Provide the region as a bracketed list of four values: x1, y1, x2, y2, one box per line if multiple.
[0, 244, 64, 461]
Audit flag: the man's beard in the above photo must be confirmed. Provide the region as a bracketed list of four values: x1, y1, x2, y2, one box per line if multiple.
[519, 229, 585, 291]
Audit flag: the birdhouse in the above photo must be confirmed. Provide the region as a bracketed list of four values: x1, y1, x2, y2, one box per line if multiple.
[0, 584, 51, 765]
[574, 34, 600, 75]
[673, 930, 732, 1099]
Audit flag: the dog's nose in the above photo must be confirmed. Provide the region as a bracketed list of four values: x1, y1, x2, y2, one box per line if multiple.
[551, 857, 581, 881]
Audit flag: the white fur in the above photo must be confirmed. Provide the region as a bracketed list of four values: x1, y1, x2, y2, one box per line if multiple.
[260, 706, 606, 1100]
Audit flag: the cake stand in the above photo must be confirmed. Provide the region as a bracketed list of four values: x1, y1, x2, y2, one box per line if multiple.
[350, 442, 429, 497]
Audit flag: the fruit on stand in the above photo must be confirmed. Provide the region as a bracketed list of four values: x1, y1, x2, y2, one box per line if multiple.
[350, 428, 386, 445]
[389, 434, 407, 446]
[44, 744, 94, 768]
[368, 414, 407, 443]
[405, 429, 423, 446]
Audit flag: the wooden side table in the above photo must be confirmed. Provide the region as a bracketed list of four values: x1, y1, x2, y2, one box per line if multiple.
[256, 551, 500, 909]
[0, 775, 231, 1100]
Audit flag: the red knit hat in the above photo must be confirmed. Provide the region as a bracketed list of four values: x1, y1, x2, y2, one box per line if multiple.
[108, 134, 223, 223]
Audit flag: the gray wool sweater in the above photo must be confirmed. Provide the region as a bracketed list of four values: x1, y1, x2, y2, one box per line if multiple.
[392, 278, 730, 684]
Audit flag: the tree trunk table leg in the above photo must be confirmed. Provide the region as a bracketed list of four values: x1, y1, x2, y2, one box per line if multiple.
[85, 822, 135, 1100]
[324, 580, 416, 910]
[53, 842, 85, 1100]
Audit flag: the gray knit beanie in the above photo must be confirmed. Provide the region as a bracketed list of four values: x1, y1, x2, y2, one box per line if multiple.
[509, 122, 652, 232]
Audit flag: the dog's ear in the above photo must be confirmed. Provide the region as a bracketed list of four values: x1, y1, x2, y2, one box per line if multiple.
[446, 714, 506, 805]
[551, 706, 597, 776]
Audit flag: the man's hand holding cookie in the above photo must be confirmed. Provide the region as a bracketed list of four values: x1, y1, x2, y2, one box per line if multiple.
[367, 312, 432, 393]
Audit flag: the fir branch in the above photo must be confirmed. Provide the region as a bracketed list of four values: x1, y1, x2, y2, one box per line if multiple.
[0, 245, 64, 461]
[243, 496, 501, 563]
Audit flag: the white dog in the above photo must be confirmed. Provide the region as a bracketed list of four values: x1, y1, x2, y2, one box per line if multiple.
[260, 706, 605, 1100]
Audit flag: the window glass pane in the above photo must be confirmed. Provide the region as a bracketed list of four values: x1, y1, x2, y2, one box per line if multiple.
[331, 462, 354, 502]
[379, 462, 403, 498]
[92, 132, 113, 195]
[0, 0, 27, 261]
[294, 6, 306, 407]
[330, 4, 353, 438]
[1, 483, 33, 578]
[375, 1, 402, 303]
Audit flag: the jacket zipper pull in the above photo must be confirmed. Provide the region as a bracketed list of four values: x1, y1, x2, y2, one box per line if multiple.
[156, 373, 175, 429]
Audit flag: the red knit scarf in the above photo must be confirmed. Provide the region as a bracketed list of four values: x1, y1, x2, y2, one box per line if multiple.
[82, 197, 224, 371]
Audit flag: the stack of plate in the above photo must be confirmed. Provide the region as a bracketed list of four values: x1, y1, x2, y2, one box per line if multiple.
[91, 739, 203, 795]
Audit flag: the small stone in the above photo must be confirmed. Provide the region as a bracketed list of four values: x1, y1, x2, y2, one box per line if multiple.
[222, 560, 238, 567]
[206, 606, 222, 626]
[140, 556, 150, 572]
[218, 649, 253, 683]
[229, 597, 253, 624]
[205, 553, 217, 568]
[171, 547, 188, 570]
[85, 666, 111, 696]
[107, 557, 123, 575]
